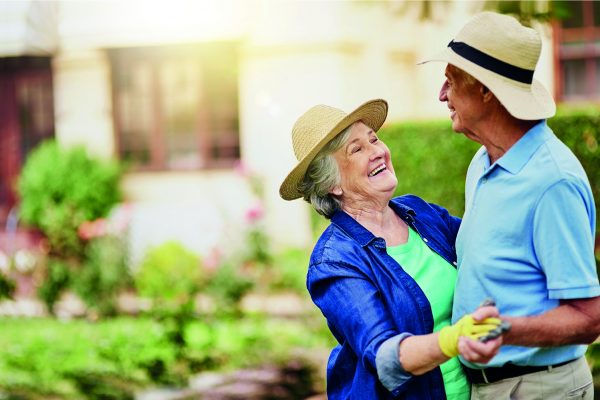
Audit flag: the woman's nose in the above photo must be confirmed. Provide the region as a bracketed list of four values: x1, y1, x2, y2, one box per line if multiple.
[439, 80, 449, 102]
[369, 144, 385, 161]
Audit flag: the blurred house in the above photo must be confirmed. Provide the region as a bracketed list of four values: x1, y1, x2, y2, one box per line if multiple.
[0, 0, 597, 265]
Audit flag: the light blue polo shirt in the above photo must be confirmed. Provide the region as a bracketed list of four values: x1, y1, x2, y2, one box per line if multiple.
[453, 121, 600, 368]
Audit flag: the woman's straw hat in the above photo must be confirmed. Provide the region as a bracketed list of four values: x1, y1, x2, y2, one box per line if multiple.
[420, 11, 555, 120]
[279, 99, 388, 201]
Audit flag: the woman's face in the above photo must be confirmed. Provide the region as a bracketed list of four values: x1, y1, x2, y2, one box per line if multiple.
[331, 122, 397, 205]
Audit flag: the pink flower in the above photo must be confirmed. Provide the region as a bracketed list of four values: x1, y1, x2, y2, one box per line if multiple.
[78, 219, 107, 240]
[244, 202, 264, 224]
[77, 203, 133, 240]
[204, 247, 222, 271]
[233, 160, 251, 178]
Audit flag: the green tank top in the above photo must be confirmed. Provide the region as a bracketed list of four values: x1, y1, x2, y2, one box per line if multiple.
[387, 227, 470, 400]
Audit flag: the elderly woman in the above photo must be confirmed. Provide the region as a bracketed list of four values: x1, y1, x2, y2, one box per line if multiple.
[279, 99, 504, 400]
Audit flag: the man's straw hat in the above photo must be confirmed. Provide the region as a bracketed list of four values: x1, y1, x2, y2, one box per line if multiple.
[279, 99, 388, 201]
[420, 11, 555, 120]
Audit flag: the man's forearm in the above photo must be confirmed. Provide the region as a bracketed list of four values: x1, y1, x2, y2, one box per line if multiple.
[503, 297, 600, 347]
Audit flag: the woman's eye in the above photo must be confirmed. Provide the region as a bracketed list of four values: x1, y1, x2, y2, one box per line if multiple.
[351, 147, 361, 154]
[370, 137, 378, 144]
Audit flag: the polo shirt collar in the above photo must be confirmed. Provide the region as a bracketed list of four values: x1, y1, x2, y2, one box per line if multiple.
[494, 120, 552, 175]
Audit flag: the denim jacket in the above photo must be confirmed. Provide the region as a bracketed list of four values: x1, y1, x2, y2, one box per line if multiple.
[307, 194, 461, 399]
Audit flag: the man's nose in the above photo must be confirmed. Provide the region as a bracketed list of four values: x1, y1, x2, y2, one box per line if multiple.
[439, 80, 449, 102]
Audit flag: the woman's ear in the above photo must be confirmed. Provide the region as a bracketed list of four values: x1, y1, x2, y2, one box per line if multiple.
[330, 186, 343, 196]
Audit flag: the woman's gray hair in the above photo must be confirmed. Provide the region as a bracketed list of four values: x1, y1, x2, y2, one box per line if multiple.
[297, 124, 353, 219]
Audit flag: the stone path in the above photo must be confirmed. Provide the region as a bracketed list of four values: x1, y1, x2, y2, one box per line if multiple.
[137, 362, 325, 400]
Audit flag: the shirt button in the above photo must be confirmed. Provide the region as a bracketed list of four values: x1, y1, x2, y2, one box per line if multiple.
[481, 178, 487, 183]
[423, 238, 428, 243]
[453, 261, 457, 266]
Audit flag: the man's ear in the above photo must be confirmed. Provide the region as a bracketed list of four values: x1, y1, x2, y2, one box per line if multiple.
[330, 186, 343, 196]
[480, 85, 494, 102]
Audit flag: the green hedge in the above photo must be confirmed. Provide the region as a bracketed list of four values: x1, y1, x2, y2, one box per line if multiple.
[379, 107, 600, 240]
[379, 120, 479, 217]
[0, 315, 334, 399]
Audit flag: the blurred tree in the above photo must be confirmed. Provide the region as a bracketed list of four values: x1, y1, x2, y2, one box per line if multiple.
[482, 0, 572, 25]
[374, 0, 571, 25]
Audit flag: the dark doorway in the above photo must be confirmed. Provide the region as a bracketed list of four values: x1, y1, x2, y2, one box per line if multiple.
[0, 56, 54, 225]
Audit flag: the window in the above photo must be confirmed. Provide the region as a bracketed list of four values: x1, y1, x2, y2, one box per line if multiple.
[109, 43, 240, 171]
[554, 1, 600, 101]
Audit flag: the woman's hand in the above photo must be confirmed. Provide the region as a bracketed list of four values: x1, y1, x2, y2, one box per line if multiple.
[458, 305, 503, 363]
[438, 304, 503, 358]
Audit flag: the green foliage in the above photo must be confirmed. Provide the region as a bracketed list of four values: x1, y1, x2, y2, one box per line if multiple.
[268, 248, 310, 294]
[205, 262, 254, 315]
[18, 140, 122, 258]
[0, 273, 15, 300]
[0, 315, 334, 399]
[589, 343, 600, 375]
[37, 258, 71, 314]
[379, 120, 480, 217]
[0, 318, 177, 399]
[245, 225, 272, 265]
[72, 235, 132, 317]
[135, 241, 203, 304]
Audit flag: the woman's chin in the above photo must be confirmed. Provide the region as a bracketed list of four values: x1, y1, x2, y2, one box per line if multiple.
[370, 178, 397, 195]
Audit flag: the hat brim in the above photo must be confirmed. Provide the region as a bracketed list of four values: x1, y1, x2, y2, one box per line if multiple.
[279, 99, 388, 201]
[419, 48, 556, 120]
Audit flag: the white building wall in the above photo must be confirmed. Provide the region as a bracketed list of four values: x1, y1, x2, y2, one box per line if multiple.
[53, 50, 115, 158]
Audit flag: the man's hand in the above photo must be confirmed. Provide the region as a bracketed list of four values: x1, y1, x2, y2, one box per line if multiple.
[458, 335, 502, 364]
[458, 304, 504, 363]
[438, 310, 502, 358]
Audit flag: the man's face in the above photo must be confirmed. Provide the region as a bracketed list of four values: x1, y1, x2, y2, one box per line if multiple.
[439, 65, 485, 136]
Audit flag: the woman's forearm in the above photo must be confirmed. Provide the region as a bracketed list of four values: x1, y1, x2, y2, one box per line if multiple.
[398, 333, 448, 375]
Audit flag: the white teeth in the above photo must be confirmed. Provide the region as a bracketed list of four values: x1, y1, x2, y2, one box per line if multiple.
[369, 163, 386, 177]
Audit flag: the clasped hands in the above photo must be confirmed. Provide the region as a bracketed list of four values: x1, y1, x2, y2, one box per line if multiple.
[438, 301, 508, 363]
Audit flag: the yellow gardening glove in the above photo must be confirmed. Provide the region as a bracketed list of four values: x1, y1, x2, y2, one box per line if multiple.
[438, 315, 502, 358]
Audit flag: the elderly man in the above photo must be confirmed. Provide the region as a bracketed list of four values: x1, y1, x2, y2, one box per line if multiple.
[421, 11, 600, 400]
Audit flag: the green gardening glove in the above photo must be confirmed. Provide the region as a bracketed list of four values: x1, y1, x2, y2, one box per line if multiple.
[438, 315, 502, 358]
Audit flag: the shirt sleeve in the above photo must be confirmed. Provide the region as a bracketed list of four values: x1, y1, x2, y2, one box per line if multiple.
[375, 333, 414, 391]
[307, 260, 415, 394]
[532, 178, 600, 299]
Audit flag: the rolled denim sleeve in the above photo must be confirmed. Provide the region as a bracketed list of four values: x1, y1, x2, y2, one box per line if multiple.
[307, 260, 415, 391]
[375, 332, 414, 391]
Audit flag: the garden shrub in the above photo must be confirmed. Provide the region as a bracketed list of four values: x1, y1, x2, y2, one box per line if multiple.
[17, 140, 124, 314]
[268, 248, 310, 294]
[18, 140, 122, 258]
[205, 262, 254, 315]
[135, 241, 203, 305]
[73, 235, 132, 317]
[378, 120, 480, 217]
[37, 258, 70, 314]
